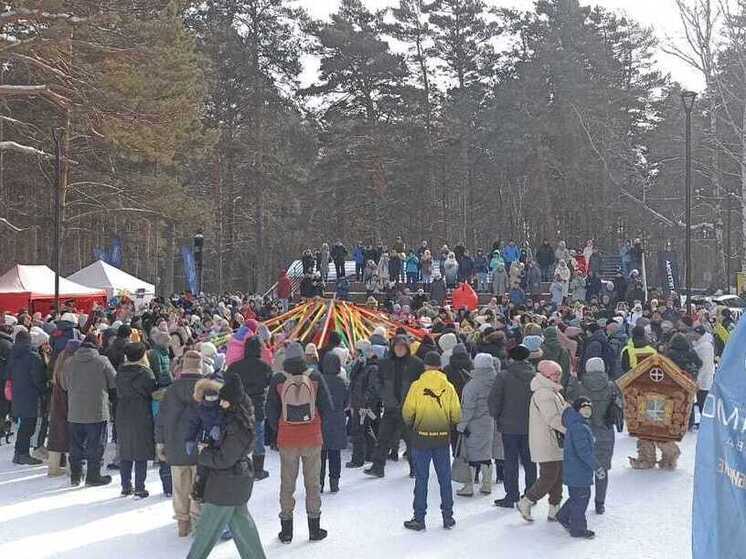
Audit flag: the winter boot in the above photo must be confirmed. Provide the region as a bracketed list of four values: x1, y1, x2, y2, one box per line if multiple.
[253, 454, 269, 481]
[547, 504, 561, 522]
[85, 467, 112, 487]
[134, 489, 149, 499]
[47, 451, 65, 477]
[278, 519, 293, 543]
[571, 529, 596, 539]
[595, 502, 605, 515]
[121, 486, 133, 496]
[457, 466, 475, 496]
[308, 517, 328, 541]
[658, 441, 681, 471]
[345, 460, 364, 468]
[443, 514, 456, 529]
[330, 477, 339, 493]
[403, 518, 426, 531]
[494, 497, 516, 509]
[480, 464, 493, 495]
[629, 457, 655, 470]
[517, 496, 535, 522]
[363, 465, 384, 478]
[495, 459, 504, 484]
[630, 439, 657, 470]
[13, 453, 43, 465]
[70, 465, 83, 487]
[32, 446, 49, 460]
[388, 449, 399, 462]
[177, 520, 191, 537]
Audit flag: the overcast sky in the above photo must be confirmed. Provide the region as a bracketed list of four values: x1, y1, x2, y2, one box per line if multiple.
[295, 0, 704, 90]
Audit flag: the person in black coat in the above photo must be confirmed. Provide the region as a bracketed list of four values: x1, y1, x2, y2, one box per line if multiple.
[187, 373, 267, 559]
[226, 336, 272, 480]
[116, 343, 156, 497]
[0, 325, 14, 444]
[331, 241, 347, 279]
[318, 353, 349, 493]
[364, 336, 425, 478]
[347, 346, 381, 467]
[7, 329, 47, 464]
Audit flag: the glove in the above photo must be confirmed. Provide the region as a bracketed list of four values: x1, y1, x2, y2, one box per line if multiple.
[156, 443, 167, 462]
[209, 425, 221, 441]
[185, 441, 196, 456]
[595, 467, 606, 480]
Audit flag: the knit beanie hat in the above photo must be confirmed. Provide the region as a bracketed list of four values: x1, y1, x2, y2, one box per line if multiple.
[424, 351, 442, 368]
[219, 372, 246, 406]
[524, 323, 543, 337]
[522, 335, 543, 353]
[537, 360, 562, 380]
[585, 357, 606, 374]
[509, 344, 530, 361]
[474, 353, 495, 371]
[572, 397, 592, 412]
[181, 350, 203, 374]
[304, 343, 319, 360]
[453, 343, 468, 356]
[372, 326, 388, 340]
[284, 341, 305, 361]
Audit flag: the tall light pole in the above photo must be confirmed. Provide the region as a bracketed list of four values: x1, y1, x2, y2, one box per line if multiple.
[193, 231, 204, 295]
[682, 90, 697, 315]
[52, 128, 65, 316]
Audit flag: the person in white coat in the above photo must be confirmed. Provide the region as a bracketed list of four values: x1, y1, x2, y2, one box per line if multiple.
[518, 360, 568, 522]
[692, 325, 715, 424]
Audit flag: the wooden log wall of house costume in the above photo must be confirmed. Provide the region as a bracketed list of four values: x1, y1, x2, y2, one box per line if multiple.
[263, 298, 426, 352]
[616, 353, 698, 443]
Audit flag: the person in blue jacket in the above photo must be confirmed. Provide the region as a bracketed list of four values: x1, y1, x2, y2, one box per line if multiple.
[353, 243, 365, 281]
[503, 241, 521, 273]
[556, 397, 605, 540]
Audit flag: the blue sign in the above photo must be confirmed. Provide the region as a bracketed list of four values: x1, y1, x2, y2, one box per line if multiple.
[181, 246, 198, 294]
[692, 316, 746, 558]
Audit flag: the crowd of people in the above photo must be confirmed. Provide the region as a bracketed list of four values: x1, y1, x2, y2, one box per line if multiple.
[297, 237, 646, 300]
[0, 239, 737, 555]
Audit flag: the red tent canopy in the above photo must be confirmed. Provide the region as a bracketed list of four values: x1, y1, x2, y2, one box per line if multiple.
[0, 265, 107, 314]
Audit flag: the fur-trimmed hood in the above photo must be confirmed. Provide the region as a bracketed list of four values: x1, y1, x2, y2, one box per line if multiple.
[193, 378, 222, 402]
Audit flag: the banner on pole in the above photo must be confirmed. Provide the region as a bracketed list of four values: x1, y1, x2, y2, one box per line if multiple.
[692, 315, 746, 558]
[656, 250, 680, 294]
[181, 246, 198, 295]
[110, 236, 123, 268]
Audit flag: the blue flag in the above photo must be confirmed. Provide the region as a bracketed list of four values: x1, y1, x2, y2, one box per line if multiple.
[110, 236, 123, 268]
[181, 246, 198, 295]
[692, 316, 746, 558]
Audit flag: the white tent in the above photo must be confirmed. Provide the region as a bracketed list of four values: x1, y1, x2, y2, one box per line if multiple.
[0, 265, 107, 312]
[68, 260, 155, 301]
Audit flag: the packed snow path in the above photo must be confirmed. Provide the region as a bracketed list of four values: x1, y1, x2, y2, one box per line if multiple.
[0, 432, 693, 558]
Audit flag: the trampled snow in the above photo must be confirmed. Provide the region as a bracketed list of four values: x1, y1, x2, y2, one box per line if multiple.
[0, 432, 693, 558]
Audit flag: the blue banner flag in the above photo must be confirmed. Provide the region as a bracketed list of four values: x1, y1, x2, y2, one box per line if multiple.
[110, 236, 123, 268]
[181, 246, 198, 294]
[692, 316, 746, 558]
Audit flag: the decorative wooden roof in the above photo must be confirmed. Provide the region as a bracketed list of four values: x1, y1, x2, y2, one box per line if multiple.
[616, 353, 697, 395]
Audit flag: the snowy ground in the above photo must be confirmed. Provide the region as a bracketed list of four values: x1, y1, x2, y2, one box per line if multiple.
[0, 432, 694, 559]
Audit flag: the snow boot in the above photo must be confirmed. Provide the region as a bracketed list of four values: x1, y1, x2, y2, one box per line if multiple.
[121, 486, 133, 497]
[517, 496, 535, 522]
[658, 441, 681, 471]
[494, 497, 516, 509]
[47, 451, 65, 477]
[279, 519, 293, 543]
[345, 460, 364, 468]
[495, 459, 504, 484]
[70, 465, 82, 486]
[253, 454, 269, 481]
[177, 520, 191, 537]
[363, 465, 384, 478]
[480, 464, 493, 495]
[629, 457, 655, 470]
[403, 518, 426, 531]
[457, 467, 475, 496]
[13, 453, 42, 465]
[85, 468, 112, 487]
[309, 517, 327, 541]
[548, 504, 561, 522]
[330, 477, 339, 493]
[443, 515, 456, 530]
[388, 449, 399, 462]
[134, 489, 149, 499]
[595, 502, 605, 515]
[571, 529, 596, 539]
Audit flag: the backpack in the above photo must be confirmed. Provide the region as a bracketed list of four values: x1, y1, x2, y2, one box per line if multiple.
[280, 372, 317, 424]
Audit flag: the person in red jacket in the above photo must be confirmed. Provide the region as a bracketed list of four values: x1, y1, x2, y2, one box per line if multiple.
[266, 342, 332, 544]
[277, 270, 292, 313]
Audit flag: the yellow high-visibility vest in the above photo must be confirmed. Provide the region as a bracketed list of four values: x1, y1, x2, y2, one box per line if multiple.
[622, 340, 657, 370]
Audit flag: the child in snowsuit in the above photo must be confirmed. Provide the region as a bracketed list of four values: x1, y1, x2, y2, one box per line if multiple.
[187, 378, 227, 502]
[556, 397, 605, 540]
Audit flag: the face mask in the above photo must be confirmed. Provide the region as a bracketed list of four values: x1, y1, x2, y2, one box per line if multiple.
[579, 407, 592, 419]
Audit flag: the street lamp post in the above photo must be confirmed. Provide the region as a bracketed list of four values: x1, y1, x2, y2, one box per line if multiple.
[682, 90, 697, 315]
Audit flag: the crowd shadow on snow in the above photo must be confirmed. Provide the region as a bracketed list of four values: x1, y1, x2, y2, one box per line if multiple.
[50, 523, 186, 559]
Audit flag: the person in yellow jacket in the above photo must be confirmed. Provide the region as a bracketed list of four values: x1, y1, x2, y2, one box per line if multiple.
[401, 352, 462, 532]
